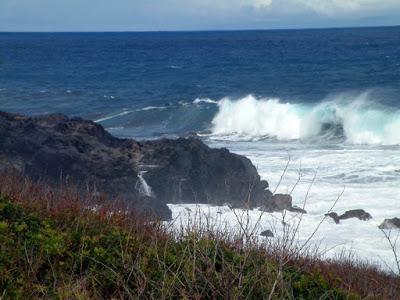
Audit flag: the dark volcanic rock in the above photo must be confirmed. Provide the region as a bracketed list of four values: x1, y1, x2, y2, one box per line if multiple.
[288, 205, 307, 214]
[325, 212, 340, 224]
[270, 194, 292, 211]
[260, 230, 274, 238]
[378, 218, 400, 230]
[340, 209, 372, 221]
[0, 111, 167, 216]
[325, 209, 372, 224]
[141, 138, 272, 208]
[259, 194, 307, 214]
[0, 111, 278, 219]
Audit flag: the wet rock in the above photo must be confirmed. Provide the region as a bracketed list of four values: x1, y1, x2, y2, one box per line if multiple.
[259, 194, 307, 214]
[260, 230, 274, 238]
[325, 209, 372, 224]
[340, 209, 372, 221]
[378, 218, 400, 230]
[271, 194, 292, 211]
[325, 212, 340, 224]
[288, 205, 307, 214]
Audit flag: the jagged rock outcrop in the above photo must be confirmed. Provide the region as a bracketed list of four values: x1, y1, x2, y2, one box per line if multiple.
[259, 194, 307, 214]
[340, 209, 372, 221]
[378, 218, 400, 230]
[0, 111, 282, 219]
[325, 212, 341, 224]
[260, 229, 274, 238]
[325, 209, 372, 224]
[139, 138, 272, 208]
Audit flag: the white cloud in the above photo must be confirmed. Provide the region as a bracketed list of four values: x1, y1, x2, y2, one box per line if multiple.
[1, 0, 399, 31]
[252, 0, 400, 17]
[300, 0, 400, 16]
[242, 0, 273, 9]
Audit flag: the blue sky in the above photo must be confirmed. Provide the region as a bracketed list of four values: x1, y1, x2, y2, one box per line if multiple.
[1, 0, 400, 31]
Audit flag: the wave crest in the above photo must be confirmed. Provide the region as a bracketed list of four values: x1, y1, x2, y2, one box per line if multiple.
[210, 94, 400, 145]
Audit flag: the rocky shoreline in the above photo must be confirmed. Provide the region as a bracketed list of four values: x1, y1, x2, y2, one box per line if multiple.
[1, 111, 399, 229]
[0, 111, 304, 220]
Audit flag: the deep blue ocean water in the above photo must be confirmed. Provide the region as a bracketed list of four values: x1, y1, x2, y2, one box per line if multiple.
[1, 27, 400, 140]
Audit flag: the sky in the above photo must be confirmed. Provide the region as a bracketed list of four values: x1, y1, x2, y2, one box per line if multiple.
[1, 0, 400, 32]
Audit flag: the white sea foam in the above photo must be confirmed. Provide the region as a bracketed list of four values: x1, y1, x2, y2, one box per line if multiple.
[136, 171, 153, 197]
[136, 106, 166, 111]
[193, 98, 219, 104]
[94, 111, 132, 122]
[95, 106, 166, 123]
[169, 65, 182, 69]
[212, 95, 302, 140]
[210, 94, 400, 145]
[168, 202, 399, 272]
[167, 139, 400, 272]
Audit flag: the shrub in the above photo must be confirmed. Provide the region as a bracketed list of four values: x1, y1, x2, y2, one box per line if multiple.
[0, 173, 399, 299]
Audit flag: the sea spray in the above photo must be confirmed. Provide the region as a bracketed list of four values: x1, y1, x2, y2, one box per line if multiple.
[211, 95, 303, 140]
[136, 171, 154, 197]
[210, 94, 400, 145]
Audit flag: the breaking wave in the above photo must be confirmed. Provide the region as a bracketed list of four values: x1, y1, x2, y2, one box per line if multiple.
[210, 94, 400, 145]
[92, 92, 400, 145]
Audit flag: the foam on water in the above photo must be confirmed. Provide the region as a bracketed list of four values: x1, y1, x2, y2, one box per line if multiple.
[168, 202, 399, 272]
[168, 139, 400, 272]
[94, 111, 133, 122]
[94, 106, 167, 123]
[136, 106, 167, 112]
[193, 98, 219, 104]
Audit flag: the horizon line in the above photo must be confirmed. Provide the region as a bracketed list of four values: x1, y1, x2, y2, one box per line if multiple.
[1, 24, 399, 34]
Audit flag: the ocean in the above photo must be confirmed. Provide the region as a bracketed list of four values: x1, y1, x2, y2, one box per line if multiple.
[1, 27, 400, 270]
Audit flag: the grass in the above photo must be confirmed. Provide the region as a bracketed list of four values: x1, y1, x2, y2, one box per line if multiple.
[0, 172, 399, 299]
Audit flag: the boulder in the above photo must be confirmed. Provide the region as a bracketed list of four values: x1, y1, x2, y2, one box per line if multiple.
[260, 230, 274, 238]
[259, 194, 307, 214]
[340, 209, 372, 221]
[325, 212, 340, 224]
[325, 209, 372, 224]
[378, 218, 400, 230]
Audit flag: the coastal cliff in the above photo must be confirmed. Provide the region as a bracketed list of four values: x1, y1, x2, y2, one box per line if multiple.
[0, 111, 291, 219]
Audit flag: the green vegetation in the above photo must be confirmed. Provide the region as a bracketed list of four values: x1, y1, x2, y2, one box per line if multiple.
[0, 173, 398, 299]
[0, 195, 354, 299]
